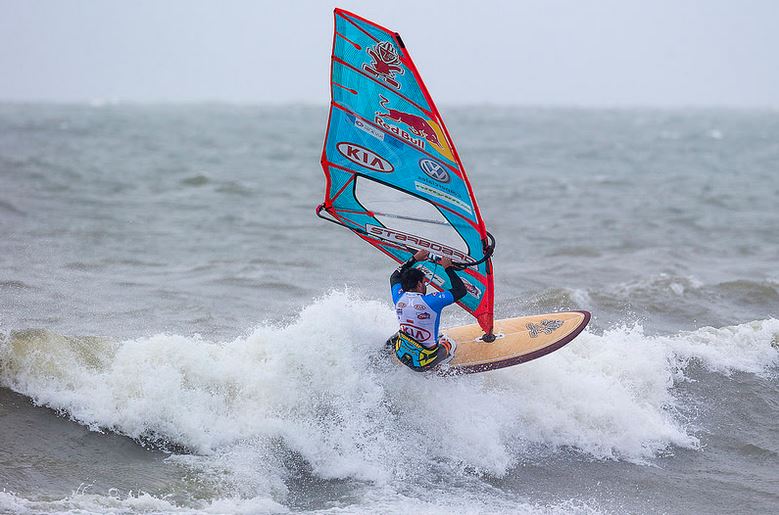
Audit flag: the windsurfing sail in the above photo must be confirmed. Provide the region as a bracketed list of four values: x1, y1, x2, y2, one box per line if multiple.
[317, 8, 495, 335]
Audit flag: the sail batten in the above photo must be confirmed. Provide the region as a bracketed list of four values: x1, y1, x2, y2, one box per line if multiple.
[318, 8, 495, 334]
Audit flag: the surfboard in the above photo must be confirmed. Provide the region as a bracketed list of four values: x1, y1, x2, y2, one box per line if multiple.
[442, 311, 591, 374]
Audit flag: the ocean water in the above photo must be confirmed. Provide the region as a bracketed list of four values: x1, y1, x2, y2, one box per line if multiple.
[0, 103, 777, 514]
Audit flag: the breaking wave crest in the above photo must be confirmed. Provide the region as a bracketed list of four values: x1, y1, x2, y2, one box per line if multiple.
[1, 291, 777, 512]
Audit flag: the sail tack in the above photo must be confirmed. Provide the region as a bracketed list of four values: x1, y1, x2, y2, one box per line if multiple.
[318, 8, 494, 333]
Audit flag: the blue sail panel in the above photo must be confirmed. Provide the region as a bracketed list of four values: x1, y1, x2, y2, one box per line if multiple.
[319, 8, 495, 333]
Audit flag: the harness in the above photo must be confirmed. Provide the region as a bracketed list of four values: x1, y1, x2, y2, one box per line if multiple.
[390, 331, 443, 371]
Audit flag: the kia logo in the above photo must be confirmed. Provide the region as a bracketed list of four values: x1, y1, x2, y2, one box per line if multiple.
[400, 324, 432, 341]
[337, 142, 394, 173]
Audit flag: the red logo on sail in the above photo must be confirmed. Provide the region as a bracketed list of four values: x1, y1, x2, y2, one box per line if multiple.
[461, 277, 482, 297]
[363, 41, 404, 89]
[376, 95, 441, 147]
[336, 142, 394, 173]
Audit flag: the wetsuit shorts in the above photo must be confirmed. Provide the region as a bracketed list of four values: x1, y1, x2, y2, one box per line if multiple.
[386, 331, 452, 372]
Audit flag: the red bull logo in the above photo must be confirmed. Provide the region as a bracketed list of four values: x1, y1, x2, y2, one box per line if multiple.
[374, 116, 425, 150]
[376, 95, 441, 148]
[363, 41, 404, 89]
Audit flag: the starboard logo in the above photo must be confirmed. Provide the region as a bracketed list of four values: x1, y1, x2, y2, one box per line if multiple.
[365, 224, 474, 263]
[526, 319, 563, 338]
[419, 159, 450, 183]
[336, 142, 394, 173]
[400, 323, 431, 342]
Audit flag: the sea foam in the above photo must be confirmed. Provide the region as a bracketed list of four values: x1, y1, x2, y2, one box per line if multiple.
[1, 291, 777, 508]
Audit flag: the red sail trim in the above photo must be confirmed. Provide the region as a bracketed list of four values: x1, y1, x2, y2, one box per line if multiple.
[337, 10, 380, 44]
[333, 82, 357, 95]
[330, 173, 357, 203]
[475, 257, 494, 334]
[319, 19, 338, 192]
[323, 161, 359, 175]
[331, 56, 433, 119]
[335, 31, 361, 50]
[451, 267, 484, 287]
[330, 207, 374, 217]
[328, 207, 366, 232]
[462, 266, 487, 282]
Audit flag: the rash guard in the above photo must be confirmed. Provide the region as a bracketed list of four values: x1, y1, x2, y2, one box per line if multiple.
[390, 258, 467, 347]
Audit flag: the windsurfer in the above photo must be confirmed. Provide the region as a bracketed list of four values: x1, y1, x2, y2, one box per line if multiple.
[387, 249, 467, 371]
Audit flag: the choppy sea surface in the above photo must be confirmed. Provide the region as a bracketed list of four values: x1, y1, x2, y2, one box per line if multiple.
[1, 103, 777, 514]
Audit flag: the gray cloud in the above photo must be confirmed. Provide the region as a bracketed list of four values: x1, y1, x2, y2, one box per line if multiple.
[1, 0, 777, 107]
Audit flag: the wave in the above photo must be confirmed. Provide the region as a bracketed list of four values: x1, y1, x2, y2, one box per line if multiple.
[0, 489, 287, 515]
[525, 275, 779, 334]
[0, 199, 25, 216]
[0, 489, 604, 515]
[539, 274, 779, 306]
[1, 291, 777, 510]
[0, 280, 35, 291]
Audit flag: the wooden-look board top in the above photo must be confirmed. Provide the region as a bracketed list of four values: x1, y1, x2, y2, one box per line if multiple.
[443, 311, 591, 374]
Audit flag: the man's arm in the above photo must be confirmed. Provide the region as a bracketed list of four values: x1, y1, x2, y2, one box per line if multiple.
[422, 257, 468, 312]
[439, 257, 467, 301]
[444, 267, 467, 302]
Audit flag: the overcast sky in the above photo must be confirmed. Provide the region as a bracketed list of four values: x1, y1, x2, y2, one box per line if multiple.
[1, 0, 777, 107]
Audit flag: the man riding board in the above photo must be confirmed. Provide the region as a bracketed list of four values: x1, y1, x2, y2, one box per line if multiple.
[388, 249, 467, 371]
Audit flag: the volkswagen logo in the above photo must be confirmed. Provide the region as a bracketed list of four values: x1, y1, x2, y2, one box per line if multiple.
[419, 158, 450, 183]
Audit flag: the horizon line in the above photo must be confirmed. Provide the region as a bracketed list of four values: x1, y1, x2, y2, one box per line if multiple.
[1, 99, 777, 112]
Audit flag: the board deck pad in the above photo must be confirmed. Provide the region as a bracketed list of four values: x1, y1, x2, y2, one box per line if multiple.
[443, 311, 591, 374]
